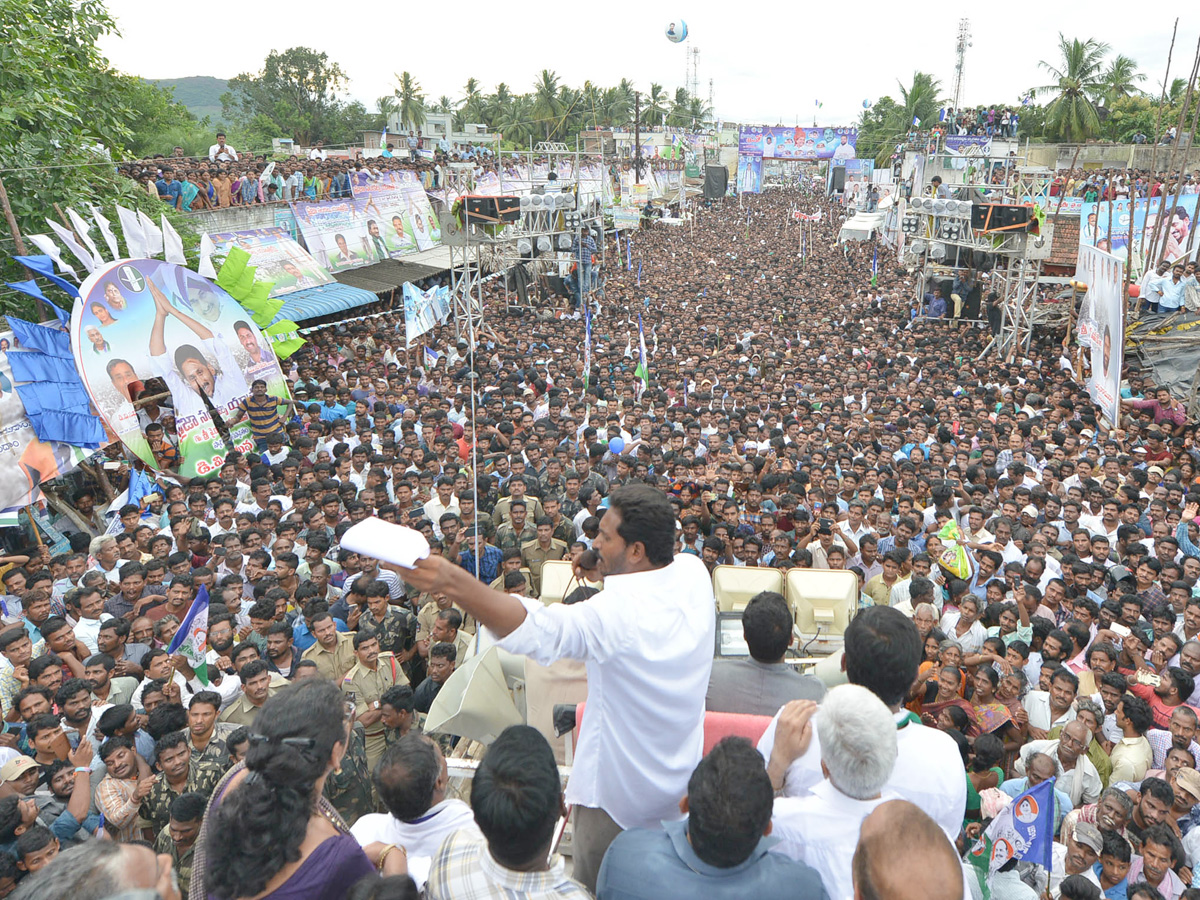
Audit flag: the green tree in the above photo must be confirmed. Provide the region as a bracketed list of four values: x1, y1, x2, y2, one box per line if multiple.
[645, 83, 669, 126]
[393, 71, 426, 133]
[1035, 35, 1109, 141]
[375, 95, 397, 131]
[897, 71, 943, 132]
[222, 47, 351, 147]
[1097, 55, 1145, 105]
[855, 96, 903, 165]
[531, 70, 563, 140]
[0, 0, 196, 319]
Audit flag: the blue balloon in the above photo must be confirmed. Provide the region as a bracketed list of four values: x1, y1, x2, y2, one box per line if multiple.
[863, 99, 871, 108]
[608, 437, 625, 454]
[665, 20, 687, 42]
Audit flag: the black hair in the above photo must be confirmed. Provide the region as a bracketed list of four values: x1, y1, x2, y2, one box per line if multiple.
[1140, 776, 1175, 809]
[96, 704, 135, 738]
[685, 736, 774, 868]
[147, 703, 189, 740]
[169, 790, 208, 824]
[206, 679, 348, 900]
[607, 484, 675, 566]
[470, 725, 561, 869]
[380, 684, 414, 714]
[154, 729, 188, 758]
[16, 822, 55, 859]
[1101, 828, 1132, 863]
[742, 591, 792, 663]
[373, 734, 440, 822]
[844, 606, 922, 707]
[54, 678, 90, 709]
[1120, 693, 1154, 735]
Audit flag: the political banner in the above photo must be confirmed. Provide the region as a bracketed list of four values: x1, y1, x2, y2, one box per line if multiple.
[1076, 243, 1125, 427]
[402, 282, 451, 345]
[0, 333, 94, 513]
[945, 135, 992, 153]
[969, 777, 1055, 886]
[292, 175, 441, 272]
[738, 154, 763, 194]
[71, 260, 288, 478]
[738, 125, 858, 161]
[206, 228, 333, 297]
[1080, 194, 1200, 259]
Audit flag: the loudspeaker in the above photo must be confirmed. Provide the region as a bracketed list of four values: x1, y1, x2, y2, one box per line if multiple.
[830, 167, 846, 192]
[971, 204, 1032, 233]
[463, 195, 521, 224]
[703, 165, 728, 200]
[423, 647, 524, 744]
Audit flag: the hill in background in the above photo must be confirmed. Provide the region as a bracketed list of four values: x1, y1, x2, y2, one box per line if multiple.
[150, 76, 228, 122]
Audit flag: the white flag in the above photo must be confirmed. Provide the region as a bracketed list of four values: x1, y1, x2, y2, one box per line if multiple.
[161, 216, 186, 265]
[46, 219, 96, 273]
[198, 233, 217, 279]
[65, 208, 106, 268]
[24, 234, 78, 280]
[88, 205, 121, 260]
[115, 205, 147, 258]
[138, 211, 164, 256]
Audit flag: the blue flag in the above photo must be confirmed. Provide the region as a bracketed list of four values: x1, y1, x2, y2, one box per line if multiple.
[969, 777, 1055, 879]
[167, 585, 210, 685]
[12, 256, 80, 301]
[4, 317, 71, 358]
[4, 281, 70, 325]
[424, 346, 440, 370]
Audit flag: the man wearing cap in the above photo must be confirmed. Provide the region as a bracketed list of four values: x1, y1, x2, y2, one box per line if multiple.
[1048, 821, 1104, 898]
[0, 756, 40, 797]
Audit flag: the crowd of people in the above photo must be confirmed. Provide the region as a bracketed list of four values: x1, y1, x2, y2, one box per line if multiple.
[947, 106, 1023, 138]
[5, 169, 1200, 900]
[125, 132, 686, 213]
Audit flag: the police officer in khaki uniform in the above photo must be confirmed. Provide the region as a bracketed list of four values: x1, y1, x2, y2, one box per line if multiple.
[301, 611, 357, 682]
[341, 631, 409, 772]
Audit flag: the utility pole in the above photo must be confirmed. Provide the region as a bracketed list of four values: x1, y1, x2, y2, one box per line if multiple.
[634, 91, 643, 184]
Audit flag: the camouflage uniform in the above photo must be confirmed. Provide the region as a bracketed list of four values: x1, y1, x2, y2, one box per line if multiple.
[323, 720, 374, 826]
[155, 825, 196, 891]
[140, 758, 225, 835]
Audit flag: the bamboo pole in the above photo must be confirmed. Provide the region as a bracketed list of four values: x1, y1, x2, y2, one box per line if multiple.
[1145, 37, 1200, 269]
[1142, 19, 1179, 262]
[0, 176, 53, 323]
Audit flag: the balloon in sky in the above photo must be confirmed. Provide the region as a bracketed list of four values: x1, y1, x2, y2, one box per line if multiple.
[665, 20, 688, 42]
[608, 437, 625, 453]
[863, 99, 872, 108]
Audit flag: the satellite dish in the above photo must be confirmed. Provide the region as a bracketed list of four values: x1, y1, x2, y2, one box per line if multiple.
[665, 19, 688, 42]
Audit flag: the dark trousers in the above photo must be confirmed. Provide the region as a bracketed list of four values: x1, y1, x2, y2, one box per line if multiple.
[571, 805, 623, 893]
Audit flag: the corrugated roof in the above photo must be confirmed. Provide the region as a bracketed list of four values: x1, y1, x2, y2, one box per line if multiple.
[333, 257, 449, 294]
[274, 282, 380, 323]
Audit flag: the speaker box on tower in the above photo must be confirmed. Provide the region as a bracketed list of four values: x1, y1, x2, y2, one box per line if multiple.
[463, 195, 522, 224]
[830, 167, 846, 192]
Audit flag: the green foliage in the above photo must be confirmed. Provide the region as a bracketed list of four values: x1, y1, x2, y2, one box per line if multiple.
[221, 47, 369, 147]
[0, 0, 198, 320]
[149, 76, 228, 120]
[394, 71, 426, 133]
[852, 73, 944, 166]
[1036, 34, 1109, 141]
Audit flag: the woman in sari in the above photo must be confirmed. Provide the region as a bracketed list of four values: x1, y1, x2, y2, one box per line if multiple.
[920, 665, 980, 737]
[970, 667, 1014, 738]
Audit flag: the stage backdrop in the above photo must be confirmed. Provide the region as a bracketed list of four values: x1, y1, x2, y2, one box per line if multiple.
[738, 126, 858, 161]
[206, 227, 333, 297]
[71, 260, 288, 478]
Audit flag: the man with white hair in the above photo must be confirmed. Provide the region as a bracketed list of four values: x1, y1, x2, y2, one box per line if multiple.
[769, 685, 899, 900]
[88, 535, 121, 585]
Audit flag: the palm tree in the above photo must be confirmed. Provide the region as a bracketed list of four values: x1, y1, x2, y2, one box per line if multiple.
[531, 69, 563, 140]
[393, 71, 426, 132]
[897, 71, 943, 131]
[667, 87, 692, 128]
[1035, 35, 1109, 141]
[431, 95, 454, 114]
[497, 95, 535, 146]
[375, 95, 398, 130]
[1097, 55, 1145, 105]
[1167, 77, 1187, 105]
[646, 83, 669, 126]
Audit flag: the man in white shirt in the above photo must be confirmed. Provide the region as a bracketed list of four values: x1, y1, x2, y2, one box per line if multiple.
[208, 133, 237, 162]
[308, 140, 327, 161]
[400, 485, 715, 893]
[770, 685, 899, 900]
[351, 733, 480, 890]
[758, 606, 967, 842]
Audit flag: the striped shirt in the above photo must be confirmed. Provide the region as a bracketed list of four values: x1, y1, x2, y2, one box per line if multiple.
[237, 394, 284, 439]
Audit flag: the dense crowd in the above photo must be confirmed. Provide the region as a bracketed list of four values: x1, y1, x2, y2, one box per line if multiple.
[125, 132, 685, 213]
[5, 173, 1200, 900]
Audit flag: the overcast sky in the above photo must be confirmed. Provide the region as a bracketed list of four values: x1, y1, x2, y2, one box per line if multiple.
[98, 4, 1194, 129]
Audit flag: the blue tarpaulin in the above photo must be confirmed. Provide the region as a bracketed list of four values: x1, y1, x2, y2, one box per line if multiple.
[272, 282, 380, 324]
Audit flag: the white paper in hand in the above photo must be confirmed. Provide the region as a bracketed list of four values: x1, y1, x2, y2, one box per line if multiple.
[340, 518, 430, 569]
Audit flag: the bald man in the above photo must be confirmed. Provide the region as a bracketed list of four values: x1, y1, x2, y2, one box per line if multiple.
[853, 799, 967, 900]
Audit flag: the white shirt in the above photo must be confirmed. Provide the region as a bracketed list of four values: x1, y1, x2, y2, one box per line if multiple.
[73, 613, 114, 655]
[309, 147, 327, 160]
[350, 799, 480, 889]
[1021, 691, 1077, 733]
[209, 143, 238, 162]
[495, 553, 715, 831]
[1014, 739, 1100, 806]
[423, 498, 462, 540]
[771, 781, 899, 900]
[758, 708, 968, 842]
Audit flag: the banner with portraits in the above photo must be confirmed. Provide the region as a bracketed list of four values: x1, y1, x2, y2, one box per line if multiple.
[206, 228, 333, 297]
[1075, 243, 1125, 427]
[738, 126, 858, 161]
[70, 260, 288, 478]
[291, 174, 441, 272]
[1080, 194, 1200, 260]
[737, 154, 763, 194]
